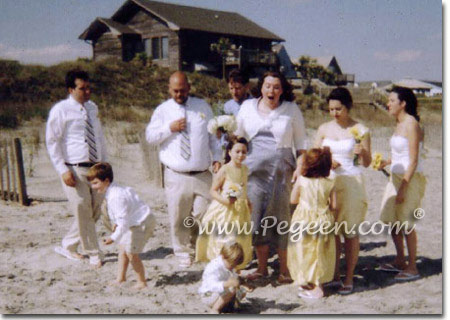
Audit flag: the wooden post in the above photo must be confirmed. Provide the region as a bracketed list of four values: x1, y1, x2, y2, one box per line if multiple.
[238, 47, 242, 71]
[3, 141, 11, 201]
[13, 138, 29, 206]
[0, 141, 4, 200]
[160, 163, 165, 189]
[9, 140, 17, 201]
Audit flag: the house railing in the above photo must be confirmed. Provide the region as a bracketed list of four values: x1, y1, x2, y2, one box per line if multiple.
[337, 73, 355, 84]
[225, 48, 277, 66]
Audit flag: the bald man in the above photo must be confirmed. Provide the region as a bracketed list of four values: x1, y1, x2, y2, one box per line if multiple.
[146, 71, 222, 267]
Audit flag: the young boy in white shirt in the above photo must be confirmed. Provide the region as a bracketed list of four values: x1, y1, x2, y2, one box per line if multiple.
[87, 163, 155, 289]
[198, 242, 252, 313]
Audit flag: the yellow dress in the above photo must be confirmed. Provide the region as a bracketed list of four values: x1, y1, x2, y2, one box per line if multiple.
[287, 176, 336, 286]
[195, 163, 252, 271]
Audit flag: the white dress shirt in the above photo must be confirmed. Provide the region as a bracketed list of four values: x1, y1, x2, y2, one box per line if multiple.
[198, 255, 237, 294]
[105, 182, 152, 242]
[235, 98, 307, 151]
[223, 95, 251, 116]
[145, 96, 222, 172]
[46, 95, 107, 175]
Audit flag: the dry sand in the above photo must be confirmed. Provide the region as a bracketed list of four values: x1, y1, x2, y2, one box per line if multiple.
[0, 123, 442, 314]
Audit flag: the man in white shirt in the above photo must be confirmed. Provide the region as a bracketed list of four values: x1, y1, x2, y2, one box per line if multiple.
[46, 70, 107, 268]
[223, 69, 252, 116]
[146, 71, 221, 267]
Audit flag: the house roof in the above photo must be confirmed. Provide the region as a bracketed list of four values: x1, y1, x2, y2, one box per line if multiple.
[315, 56, 334, 68]
[79, 17, 139, 40]
[110, 0, 284, 41]
[393, 78, 433, 90]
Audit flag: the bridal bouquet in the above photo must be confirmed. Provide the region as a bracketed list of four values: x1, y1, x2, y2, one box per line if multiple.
[207, 115, 237, 135]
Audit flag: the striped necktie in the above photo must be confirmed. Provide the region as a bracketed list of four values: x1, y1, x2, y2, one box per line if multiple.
[84, 110, 98, 163]
[180, 106, 191, 160]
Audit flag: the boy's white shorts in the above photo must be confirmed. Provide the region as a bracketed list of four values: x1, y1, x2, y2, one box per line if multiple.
[119, 214, 155, 254]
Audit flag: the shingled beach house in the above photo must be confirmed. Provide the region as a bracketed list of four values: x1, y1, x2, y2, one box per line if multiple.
[79, 0, 285, 77]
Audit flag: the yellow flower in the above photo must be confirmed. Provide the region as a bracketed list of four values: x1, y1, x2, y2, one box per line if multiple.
[371, 152, 383, 170]
[349, 126, 362, 142]
[199, 113, 206, 119]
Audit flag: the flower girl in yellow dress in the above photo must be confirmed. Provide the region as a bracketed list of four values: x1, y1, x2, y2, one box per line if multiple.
[196, 137, 252, 271]
[287, 147, 337, 299]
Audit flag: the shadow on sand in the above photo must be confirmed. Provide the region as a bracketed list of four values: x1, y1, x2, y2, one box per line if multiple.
[140, 246, 173, 260]
[155, 270, 202, 287]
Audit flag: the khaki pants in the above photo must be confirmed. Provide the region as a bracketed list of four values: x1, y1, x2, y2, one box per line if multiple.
[61, 166, 104, 258]
[164, 167, 212, 257]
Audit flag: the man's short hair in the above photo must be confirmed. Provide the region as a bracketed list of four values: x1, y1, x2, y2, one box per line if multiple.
[227, 69, 249, 85]
[66, 70, 89, 89]
[87, 162, 114, 182]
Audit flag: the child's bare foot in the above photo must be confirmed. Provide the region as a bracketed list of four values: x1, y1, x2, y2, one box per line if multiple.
[70, 252, 85, 260]
[132, 282, 147, 290]
[89, 255, 104, 269]
[109, 280, 125, 287]
[90, 260, 104, 269]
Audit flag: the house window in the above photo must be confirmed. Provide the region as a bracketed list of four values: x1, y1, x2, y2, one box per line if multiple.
[152, 38, 160, 59]
[162, 37, 169, 59]
[145, 36, 169, 60]
[145, 39, 152, 57]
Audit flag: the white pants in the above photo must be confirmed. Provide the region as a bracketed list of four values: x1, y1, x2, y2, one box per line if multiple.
[164, 167, 212, 257]
[61, 166, 104, 258]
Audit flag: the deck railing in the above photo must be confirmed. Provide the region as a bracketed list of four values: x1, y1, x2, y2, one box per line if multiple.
[224, 48, 277, 66]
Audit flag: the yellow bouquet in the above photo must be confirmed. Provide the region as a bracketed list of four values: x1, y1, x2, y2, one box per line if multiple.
[371, 152, 390, 177]
[349, 126, 363, 166]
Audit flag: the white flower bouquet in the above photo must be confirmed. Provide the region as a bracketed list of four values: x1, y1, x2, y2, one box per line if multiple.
[207, 115, 237, 135]
[225, 183, 242, 199]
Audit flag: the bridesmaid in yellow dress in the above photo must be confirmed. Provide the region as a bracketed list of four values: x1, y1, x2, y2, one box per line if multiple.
[288, 147, 336, 299]
[196, 137, 252, 271]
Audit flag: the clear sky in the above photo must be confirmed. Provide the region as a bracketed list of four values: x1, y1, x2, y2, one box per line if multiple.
[0, 0, 443, 82]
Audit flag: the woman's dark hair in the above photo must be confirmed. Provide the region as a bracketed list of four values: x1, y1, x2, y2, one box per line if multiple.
[65, 69, 89, 89]
[255, 71, 295, 102]
[390, 86, 420, 122]
[327, 87, 353, 110]
[301, 147, 332, 178]
[224, 136, 249, 164]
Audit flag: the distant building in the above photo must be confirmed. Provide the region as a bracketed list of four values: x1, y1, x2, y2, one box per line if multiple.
[291, 55, 355, 85]
[315, 56, 355, 85]
[389, 78, 442, 97]
[79, 0, 284, 78]
[421, 80, 442, 97]
[272, 44, 296, 79]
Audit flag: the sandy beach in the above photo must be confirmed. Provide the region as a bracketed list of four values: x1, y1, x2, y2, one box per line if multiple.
[0, 123, 442, 314]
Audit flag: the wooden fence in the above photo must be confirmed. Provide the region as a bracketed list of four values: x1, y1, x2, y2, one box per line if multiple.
[0, 138, 29, 205]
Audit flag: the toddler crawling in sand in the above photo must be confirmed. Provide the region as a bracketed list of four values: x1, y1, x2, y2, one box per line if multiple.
[87, 162, 155, 290]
